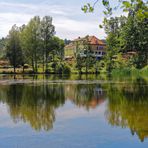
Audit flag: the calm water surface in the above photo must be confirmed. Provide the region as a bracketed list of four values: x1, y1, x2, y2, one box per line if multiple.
[0, 75, 148, 148]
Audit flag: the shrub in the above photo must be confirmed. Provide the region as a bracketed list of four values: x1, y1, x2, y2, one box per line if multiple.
[141, 66, 148, 75]
[62, 64, 71, 74]
[24, 64, 30, 69]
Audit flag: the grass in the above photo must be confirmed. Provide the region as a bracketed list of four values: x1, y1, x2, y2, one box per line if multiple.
[111, 66, 148, 77]
[141, 65, 148, 75]
[0, 68, 33, 74]
[0, 62, 148, 76]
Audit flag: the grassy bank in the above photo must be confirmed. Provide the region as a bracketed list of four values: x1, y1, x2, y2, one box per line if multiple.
[111, 66, 148, 77]
[0, 63, 148, 77]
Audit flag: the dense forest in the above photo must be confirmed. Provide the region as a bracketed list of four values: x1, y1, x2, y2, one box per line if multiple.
[0, 0, 147, 75]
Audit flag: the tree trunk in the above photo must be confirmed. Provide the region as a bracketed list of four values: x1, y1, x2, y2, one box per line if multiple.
[34, 47, 38, 73]
[22, 64, 25, 74]
[45, 50, 48, 73]
[43, 54, 45, 73]
[14, 66, 16, 74]
[35, 60, 38, 73]
[32, 58, 35, 73]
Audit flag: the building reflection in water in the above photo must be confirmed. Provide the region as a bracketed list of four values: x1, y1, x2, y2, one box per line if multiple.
[0, 77, 148, 142]
[0, 83, 106, 131]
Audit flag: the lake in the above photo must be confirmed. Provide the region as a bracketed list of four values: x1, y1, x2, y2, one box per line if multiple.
[0, 74, 148, 148]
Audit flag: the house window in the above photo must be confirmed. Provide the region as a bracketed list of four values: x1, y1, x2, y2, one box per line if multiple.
[84, 50, 87, 54]
[98, 46, 103, 50]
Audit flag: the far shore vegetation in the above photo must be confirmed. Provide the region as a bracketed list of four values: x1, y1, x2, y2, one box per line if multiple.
[0, 0, 147, 76]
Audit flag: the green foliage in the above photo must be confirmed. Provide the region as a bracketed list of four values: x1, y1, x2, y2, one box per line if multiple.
[82, 0, 147, 72]
[20, 16, 42, 73]
[141, 65, 148, 75]
[122, 1, 131, 10]
[50, 36, 65, 61]
[6, 25, 24, 73]
[76, 54, 83, 74]
[106, 77, 148, 141]
[52, 62, 71, 74]
[81, 3, 94, 13]
[2, 15, 66, 74]
[1, 0, 148, 75]
[62, 64, 71, 74]
[40, 16, 55, 72]
[0, 38, 7, 59]
[82, 0, 112, 16]
[119, 2, 148, 68]
[100, 0, 148, 72]
[74, 36, 98, 74]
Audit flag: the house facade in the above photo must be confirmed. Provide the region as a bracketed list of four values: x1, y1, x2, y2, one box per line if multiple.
[64, 35, 106, 60]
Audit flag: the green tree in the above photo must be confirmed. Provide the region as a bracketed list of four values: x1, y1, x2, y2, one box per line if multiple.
[82, 0, 147, 17]
[76, 54, 83, 74]
[83, 0, 148, 71]
[40, 16, 55, 73]
[0, 37, 7, 59]
[50, 36, 65, 61]
[6, 25, 23, 73]
[75, 36, 96, 74]
[120, 1, 148, 68]
[21, 16, 41, 73]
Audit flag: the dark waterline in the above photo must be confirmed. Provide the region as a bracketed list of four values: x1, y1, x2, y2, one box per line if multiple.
[0, 75, 148, 148]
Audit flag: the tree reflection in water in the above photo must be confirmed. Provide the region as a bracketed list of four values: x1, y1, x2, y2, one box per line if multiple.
[0, 82, 106, 131]
[0, 83, 65, 131]
[106, 78, 148, 142]
[0, 77, 148, 142]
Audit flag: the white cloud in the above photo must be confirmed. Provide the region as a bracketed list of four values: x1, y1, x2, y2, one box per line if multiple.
[54, 17, 105, 39]
[0, 1, 106, 39]
[0, 12, 32, 37]
[56, 101, 107, 121]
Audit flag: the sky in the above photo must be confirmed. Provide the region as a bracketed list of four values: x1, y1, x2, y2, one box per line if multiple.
[0, 0, 120, 40]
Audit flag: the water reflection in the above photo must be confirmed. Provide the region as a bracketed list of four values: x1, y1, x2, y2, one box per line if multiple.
[66, 84, 106, 110]
[106, 78, 148, 142]
[0, 84, 65, 131]
[0, 82, 106, 131]
[0, 77, 148, 142]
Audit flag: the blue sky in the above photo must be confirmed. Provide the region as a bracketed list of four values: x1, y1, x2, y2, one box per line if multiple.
[0, 0, 121, 39]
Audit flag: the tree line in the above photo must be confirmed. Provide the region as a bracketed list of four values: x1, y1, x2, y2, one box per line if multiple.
[5, 16, 65, 73]
[1, 0, 148, 74]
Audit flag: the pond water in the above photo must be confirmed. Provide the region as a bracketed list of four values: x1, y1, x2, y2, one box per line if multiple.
[0, 75, 148, 148]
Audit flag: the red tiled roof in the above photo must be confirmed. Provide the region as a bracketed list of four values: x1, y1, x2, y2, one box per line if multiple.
[64, 43, 74, 49]
[88, 36, 105, 45]
[74, 36, 105, 45]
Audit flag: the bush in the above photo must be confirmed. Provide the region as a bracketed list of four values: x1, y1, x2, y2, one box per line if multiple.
[111, 67, 131, 76]
[45, 67, 53, 74]
[141, 66, 148, 75]
[55, 63, 63, 74]
[62, 64, 71, 74]
[24, 64, 30, 69]
[53, 62, 71, 74]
